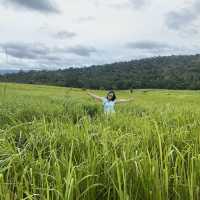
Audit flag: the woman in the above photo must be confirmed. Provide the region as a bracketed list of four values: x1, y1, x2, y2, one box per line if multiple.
[87, 90, 134, 114]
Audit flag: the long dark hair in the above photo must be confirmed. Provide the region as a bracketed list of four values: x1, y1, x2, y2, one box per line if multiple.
[106, 90, 116, 101]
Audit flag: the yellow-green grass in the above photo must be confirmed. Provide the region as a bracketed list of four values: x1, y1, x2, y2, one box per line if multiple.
[0, 83, 200, 200]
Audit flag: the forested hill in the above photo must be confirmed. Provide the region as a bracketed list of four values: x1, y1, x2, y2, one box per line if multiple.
[1, 54, 200, 89]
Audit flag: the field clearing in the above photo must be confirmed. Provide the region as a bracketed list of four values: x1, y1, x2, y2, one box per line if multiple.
[0, 83, 200, 199]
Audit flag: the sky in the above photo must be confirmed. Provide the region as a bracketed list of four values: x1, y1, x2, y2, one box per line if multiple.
[0, 0, 200, 70]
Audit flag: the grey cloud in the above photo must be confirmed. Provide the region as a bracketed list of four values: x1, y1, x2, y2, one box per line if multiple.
[0, 42, 69, 68]
[0, 41, 99, 71]
[57, 45, 97, 57]
[126, 41, 172, 50]
[53, 31, 77, 40]
[165, 0, 200, 31]
[43, 55, 62, 62]
[67, 46, 96, 57]
[166, 10, 196, 30]
[3, 0, 59, 13]
[1, 43, 49, 60]
[0, 42, 97, 64]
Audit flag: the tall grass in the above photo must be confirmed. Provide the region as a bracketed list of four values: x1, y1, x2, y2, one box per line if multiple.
[0, 83, 200, 199]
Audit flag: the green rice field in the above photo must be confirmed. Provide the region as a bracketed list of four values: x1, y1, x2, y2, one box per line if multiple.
[0, 83, 200, 200]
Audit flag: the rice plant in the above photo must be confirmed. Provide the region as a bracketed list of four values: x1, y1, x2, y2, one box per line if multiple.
[0, 83, 200, 199]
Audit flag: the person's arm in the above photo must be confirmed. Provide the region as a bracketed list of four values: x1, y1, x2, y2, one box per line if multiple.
[115, 97, 134, 104]
[87, 92, 103, 102]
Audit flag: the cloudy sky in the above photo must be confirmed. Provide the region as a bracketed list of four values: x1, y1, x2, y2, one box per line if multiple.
[0, 0, 200, 70]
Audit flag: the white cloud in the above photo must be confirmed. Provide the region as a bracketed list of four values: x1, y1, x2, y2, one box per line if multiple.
[0, 0, 199, 70]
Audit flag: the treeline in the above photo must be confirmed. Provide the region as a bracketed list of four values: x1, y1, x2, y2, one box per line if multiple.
[1, 54, 200, 89]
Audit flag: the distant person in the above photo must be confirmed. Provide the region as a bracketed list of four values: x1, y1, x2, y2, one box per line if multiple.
[87, 90, 134, 114]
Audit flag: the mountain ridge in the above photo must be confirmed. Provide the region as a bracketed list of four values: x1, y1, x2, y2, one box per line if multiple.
[1, 54, 200, 89]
